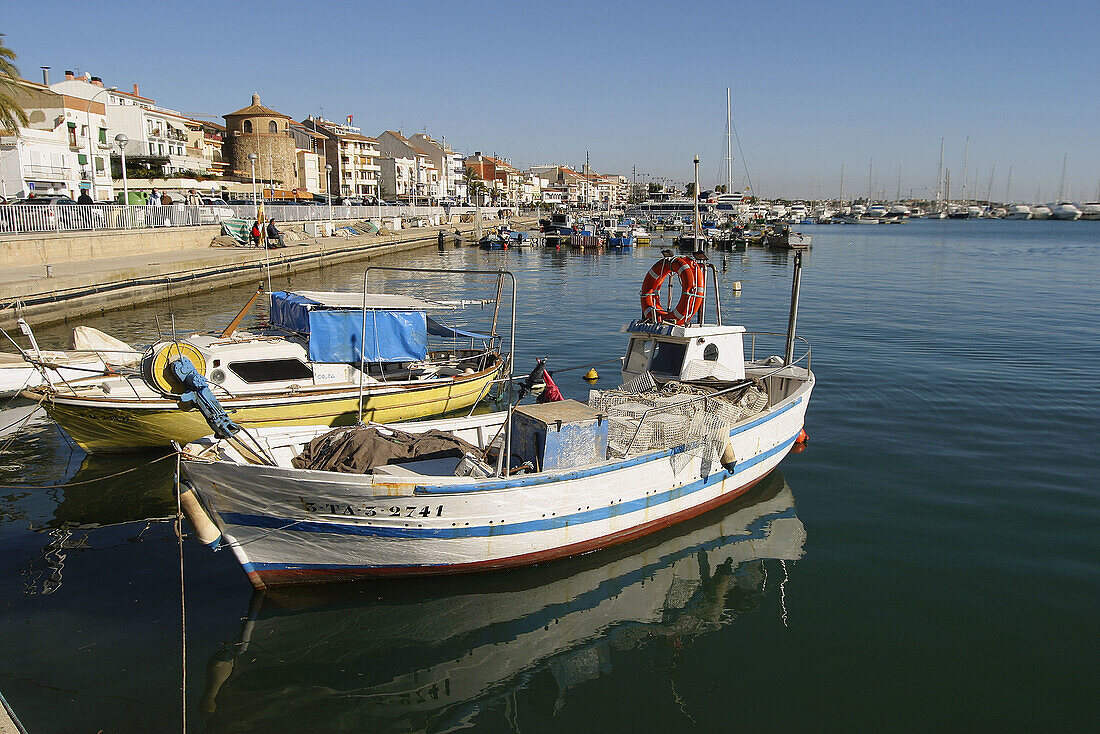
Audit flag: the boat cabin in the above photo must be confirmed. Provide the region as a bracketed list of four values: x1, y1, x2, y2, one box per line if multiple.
[620, 319, 746, 384]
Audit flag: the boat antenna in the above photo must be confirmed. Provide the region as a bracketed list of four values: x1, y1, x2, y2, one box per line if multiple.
[784, 251, 804, 367]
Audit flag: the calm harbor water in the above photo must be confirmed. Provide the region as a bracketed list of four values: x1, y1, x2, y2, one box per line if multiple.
[0, 220, 1096, 732]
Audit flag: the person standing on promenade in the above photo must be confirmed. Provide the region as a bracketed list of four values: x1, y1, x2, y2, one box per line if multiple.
[266, 218, 286, 248]
[77, 190, 93, 205]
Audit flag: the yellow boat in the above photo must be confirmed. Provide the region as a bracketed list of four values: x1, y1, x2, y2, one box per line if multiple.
[27, 288, 507, 452]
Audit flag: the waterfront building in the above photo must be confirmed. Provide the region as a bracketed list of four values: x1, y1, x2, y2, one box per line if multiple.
[0, 74, 103, 199]
[375, 131, 439, 203]
[529, 165, 587, 205]
[304, 116, 380, 201]
[51, 72, 209, 184]
[466, 152, 522, 205]
[407, 132, 466, 202]
[185, 119, 229, 179]
[223, 93, 297, 196]
[288, 123, 328, 197]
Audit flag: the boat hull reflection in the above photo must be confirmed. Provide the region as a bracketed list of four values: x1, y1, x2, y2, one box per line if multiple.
[201, 470, 805, 732]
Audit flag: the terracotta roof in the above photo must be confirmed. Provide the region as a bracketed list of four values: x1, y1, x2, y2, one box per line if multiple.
[225, 94, 291, 119]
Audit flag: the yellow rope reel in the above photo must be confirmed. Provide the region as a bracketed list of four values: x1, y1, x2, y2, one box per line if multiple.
[140, 341, 207, 395]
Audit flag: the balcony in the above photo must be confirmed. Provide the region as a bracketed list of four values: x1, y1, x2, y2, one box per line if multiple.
[22, 163, 69, 180]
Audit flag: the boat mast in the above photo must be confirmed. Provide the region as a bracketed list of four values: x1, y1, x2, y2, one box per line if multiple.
[693, 155, 701, 244]
[1005, 165, 1012, 204]
[725, 88, 733, 196]
[937, 137, 944, 210]
[986, 164, 996, 206]
[896, 162, 902, 202]
[962, 136, 970, 205]
[867, 159, 873, 206]
[839, 163, 844, 209]
[1058, 153, 1068, 201]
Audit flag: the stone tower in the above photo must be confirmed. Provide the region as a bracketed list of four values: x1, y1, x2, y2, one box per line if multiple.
[223, 93, 296, 188]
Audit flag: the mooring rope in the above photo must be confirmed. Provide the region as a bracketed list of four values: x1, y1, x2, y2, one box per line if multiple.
[175, 453, 188, 734]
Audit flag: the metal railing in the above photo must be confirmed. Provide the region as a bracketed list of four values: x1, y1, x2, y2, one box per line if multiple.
[0, 203, 497, 235]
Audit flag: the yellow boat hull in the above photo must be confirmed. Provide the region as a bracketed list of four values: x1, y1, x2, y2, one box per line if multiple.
[42, 369, 500, 453]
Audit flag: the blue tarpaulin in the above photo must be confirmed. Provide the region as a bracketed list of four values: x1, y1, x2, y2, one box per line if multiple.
[270, 291, 428, 363]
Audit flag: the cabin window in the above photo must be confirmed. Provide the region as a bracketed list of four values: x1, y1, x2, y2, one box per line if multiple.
[227, 358, 314, 383]
[703, 344, 719, 361]
[650, 341, 687, 374]
[624, 339, 653, 374]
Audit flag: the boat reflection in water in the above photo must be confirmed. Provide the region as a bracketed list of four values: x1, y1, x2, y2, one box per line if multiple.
[200, 470, 805, 732]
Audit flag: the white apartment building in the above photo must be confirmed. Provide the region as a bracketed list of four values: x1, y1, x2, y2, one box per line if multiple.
[0, 74, 104, 199]
[408, 132, 467, 202]
[50, 71, 210, 180]
[304, 117, 381, 200]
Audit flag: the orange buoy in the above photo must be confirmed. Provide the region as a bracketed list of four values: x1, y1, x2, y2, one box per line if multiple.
[795, 428, 808, 444]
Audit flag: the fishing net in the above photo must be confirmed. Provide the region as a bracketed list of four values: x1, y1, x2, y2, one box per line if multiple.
[590, 371, 771, 464]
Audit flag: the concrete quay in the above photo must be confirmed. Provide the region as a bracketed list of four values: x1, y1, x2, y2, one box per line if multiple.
[0, 218, 527, 330]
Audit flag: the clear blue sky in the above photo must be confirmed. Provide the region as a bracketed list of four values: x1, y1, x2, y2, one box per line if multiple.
[6, 0, 1099, 201]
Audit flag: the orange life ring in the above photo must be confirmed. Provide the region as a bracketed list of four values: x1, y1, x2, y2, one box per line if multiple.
[640, 257, 706, 324]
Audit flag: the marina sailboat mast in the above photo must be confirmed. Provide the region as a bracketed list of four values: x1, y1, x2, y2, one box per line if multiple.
[725, 88, 734, 195]
[962, 136, 970, 205]
[694, 155, 701, 242]
[1058, 153, 1068, 201]
[936, 137, 944, 211]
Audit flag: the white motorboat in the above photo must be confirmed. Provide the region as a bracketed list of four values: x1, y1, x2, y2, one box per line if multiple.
[1004, 205, 1032, 219]
[1079, 203, 1100, 220]
[179, 259, 815, 588]
[866, 205, 888, 219]
[1049, 202, 1082, 220]
[1030, 205, 1052, 220]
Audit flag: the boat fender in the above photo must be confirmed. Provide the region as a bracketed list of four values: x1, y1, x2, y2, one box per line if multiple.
[795, 428, 808, 444]
[719, 440, 737, 472]
[178, 484, 221, 548]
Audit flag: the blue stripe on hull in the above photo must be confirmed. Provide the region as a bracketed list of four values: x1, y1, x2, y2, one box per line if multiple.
[220, 432, 800, 544]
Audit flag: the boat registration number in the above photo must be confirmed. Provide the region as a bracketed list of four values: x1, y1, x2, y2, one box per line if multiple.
[297, 497, 444, 518]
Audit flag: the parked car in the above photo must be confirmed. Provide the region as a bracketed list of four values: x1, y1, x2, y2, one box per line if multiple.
[199, 198, 235, 224]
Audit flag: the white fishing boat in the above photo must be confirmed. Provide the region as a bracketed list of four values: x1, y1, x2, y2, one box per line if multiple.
[179, 259, 815, 588]
[198, 471, 804, 730]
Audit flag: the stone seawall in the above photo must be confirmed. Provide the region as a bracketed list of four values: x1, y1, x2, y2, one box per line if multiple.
[0, 218, 529, 330]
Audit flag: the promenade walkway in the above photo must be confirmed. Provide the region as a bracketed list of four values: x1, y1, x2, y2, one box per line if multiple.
[0, 218, 523, 329]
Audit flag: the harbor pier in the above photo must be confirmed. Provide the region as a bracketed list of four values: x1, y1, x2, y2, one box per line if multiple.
[0, 215, 533, 329]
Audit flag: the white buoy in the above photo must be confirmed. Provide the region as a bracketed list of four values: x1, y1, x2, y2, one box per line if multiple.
[731, 280, 742, 295]
[179, 487, 222, 547]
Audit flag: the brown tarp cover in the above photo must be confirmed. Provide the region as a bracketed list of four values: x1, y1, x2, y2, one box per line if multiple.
[291, 427, 480, 473]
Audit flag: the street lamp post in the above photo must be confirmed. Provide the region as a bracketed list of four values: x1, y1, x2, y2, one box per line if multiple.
[325, 163, 333, 229]
[114, 133, 129, 204]
[85, 86, 116, 200]
[248, 153, 258, 218]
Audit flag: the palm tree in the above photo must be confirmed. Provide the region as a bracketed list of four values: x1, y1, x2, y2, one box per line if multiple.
[0, 34, 29, 131]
